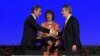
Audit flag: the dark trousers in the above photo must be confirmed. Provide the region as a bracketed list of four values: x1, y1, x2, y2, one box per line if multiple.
[23, 47, 34, 55]
[22, 46, 43, 55]
[64, 50, 82, 55]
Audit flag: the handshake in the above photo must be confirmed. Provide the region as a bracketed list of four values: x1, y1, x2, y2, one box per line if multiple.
[50, 29, 58, 37]
[37, 29, 58, 39]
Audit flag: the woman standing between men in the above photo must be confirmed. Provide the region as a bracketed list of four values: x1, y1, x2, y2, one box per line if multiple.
[39, 10, 60, 56]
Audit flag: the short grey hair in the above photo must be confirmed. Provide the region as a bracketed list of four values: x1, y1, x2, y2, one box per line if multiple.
[62, 4, 72, 14]
[31, 5, 41, 13]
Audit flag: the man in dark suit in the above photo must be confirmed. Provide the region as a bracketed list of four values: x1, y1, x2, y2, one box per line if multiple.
[57, 5, 82, 55]
[21, 6, 55, 55]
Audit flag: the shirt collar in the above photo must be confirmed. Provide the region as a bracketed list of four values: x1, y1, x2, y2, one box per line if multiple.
[31, 14, 36, 20]
[66, 14, 72, 20]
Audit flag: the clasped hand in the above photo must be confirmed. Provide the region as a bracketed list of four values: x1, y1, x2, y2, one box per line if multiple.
[50, 29, 58, 37]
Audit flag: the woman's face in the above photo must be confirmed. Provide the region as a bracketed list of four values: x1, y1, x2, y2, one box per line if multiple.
[46, 13, 53, 21]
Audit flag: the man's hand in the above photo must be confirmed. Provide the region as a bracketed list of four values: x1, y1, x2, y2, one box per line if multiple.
[50, 29, 58, 37]
[36, 37, 41, 39]
[72, 45, 77, 52]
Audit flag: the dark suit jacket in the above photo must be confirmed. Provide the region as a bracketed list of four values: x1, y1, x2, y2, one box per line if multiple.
[59, 16, 82, 54]
[21, 15, 50, 49]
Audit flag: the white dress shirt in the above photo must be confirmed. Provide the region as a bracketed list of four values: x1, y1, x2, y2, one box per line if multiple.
[31, 14, 36, 20]
[65, 14, 72, 26]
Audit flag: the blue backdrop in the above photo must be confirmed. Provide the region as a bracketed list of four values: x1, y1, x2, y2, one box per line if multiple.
[0, 0, 100, 46]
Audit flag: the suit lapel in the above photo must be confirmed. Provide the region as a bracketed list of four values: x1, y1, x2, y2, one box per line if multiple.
[62, 16, 72, 34]
[30, 15, 36, 23]
[64, 16, 71, 29]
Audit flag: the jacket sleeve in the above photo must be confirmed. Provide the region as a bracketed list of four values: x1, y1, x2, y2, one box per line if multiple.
[29, 19, 50, 33]
[72, 19, 80, 45]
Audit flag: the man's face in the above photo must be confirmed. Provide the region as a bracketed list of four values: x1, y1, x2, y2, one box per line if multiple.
[34, 8, 41, 17]
[61, 8, 69, 18]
